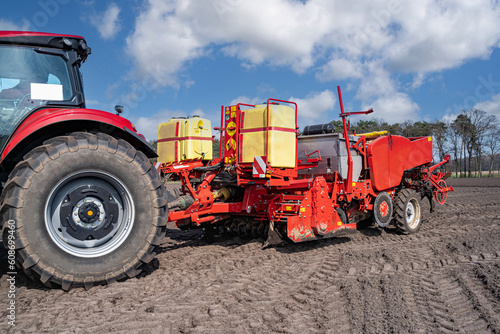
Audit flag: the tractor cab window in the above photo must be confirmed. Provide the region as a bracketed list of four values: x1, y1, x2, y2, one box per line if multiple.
[0, 45, 73, 150]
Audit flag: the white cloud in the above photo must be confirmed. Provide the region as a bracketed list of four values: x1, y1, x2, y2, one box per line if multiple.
[89, 3, 121, 40]
[317, 58, 363, 81]
[230, 90, 337, 126]
[230, 89, 336, 125]
[363, 92, 420, 123]
[229, 96, 263, 106]
[356, 62, 395, 101]
[474, 93, 500, 119]
[128, 0, 500, 79]
[290, 90, 337, 125]
[0, 19, 30, 31]
[443, 92, 500, 125]
[411, 73, 426, 89]
[441, 113, 459, 124]
[386, 1, 500, 73]
[354, 63, 421, 122]
[130, 109, 188, 141]
[126, 0, 500, 120]
[126, 0, 334, 86]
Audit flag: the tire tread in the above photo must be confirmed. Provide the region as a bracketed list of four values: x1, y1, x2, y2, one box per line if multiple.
[0, 132, 167, 290]
[394, 188, 422, 234]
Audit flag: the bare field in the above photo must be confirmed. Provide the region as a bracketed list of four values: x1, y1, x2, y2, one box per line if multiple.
[1, 178, 500, 333]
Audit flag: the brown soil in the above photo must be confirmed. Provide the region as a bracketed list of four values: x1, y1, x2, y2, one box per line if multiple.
[1, 178, 500, 333]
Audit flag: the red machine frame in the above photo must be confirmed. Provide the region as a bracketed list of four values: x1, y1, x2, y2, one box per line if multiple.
[161, 86, 454, 243]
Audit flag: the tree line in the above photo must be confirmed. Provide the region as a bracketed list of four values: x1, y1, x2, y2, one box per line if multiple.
[329, 108, 499, 177]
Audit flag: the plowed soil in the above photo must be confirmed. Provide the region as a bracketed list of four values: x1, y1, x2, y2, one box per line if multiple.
[1, 178, 500, 333]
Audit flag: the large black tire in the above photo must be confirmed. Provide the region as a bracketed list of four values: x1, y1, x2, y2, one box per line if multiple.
[0, 132, 167, 290]
[394, 188, 422, 234]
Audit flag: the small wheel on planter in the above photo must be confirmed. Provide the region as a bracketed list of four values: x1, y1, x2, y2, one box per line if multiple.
[373, 191, 393, 227]
[394, 189, 422, 234]
[0, 132, 167, 290]
[435, 179, 448, 205]
[335, 208, 348, 225]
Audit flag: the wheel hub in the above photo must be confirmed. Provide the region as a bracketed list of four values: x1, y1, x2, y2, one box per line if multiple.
[60, 185, 119, 241]
[406, 202, 415, 222]
[380, 201, 389, 217]
[74, 198, 104, 227]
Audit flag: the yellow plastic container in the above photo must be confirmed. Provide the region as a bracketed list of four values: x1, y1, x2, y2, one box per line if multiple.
[240, 104, 296, 168]
[158, 118, 184, 163]
[182, 117, 212, 160]
[157, 117, 212, 163]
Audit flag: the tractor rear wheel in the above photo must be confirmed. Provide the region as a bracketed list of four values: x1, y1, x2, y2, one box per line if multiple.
[394, 188, 422, 234]
[0, 132, 167, 290]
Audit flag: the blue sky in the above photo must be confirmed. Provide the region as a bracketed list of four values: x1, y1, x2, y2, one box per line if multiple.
[2, 0, 500, 140]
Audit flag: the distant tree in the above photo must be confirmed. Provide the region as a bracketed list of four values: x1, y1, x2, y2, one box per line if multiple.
[149, 139, 158, 152]
[148, 139, 158, 163]
[329, 120, 344, 133]
[467, 109, 497, 177]
[431, 120, 448, 165]
[452, 113, 473, 177]
[385, 122, 403, 135]
[447, 121, 461, 177]
[484, 126, 500, 177]
[352, 120, 379, 134]
[412, 121, 433, 137]
[213, 138, 221, 158]
[400, 121, 415, 137]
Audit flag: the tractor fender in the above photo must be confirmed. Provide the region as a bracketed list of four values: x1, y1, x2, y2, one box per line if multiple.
[1, 108, 156, 164]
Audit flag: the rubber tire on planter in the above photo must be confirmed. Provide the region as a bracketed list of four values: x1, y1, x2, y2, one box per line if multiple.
[335, 208, 348, 225]
[373, 191, 393, 227]
[394, 188, 422, 234]
[0, 132, 167, 290]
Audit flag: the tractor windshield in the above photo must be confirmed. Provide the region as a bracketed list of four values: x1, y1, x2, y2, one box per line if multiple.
[0, 45, 73, 150]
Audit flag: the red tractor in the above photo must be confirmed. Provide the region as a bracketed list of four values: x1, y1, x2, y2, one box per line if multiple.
[0, 31, 167, 290]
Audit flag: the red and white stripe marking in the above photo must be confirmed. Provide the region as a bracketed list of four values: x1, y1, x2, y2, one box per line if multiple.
[252, 156, 267, 178]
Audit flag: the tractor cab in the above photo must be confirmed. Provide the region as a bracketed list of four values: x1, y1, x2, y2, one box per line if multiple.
[0, 32, 90, 152]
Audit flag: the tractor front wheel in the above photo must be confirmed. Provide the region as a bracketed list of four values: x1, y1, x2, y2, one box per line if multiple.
[0, 132, 167, 290]
[394, 189, 422, 234]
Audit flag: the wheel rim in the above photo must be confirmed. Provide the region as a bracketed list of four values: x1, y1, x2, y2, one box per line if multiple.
[45, 170, 135, 258]
[435, 179, 448, 204]
[405, 198, 420, 229]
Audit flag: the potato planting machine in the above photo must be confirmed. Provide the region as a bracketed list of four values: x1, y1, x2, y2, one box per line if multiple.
[158, 86, 454, 245]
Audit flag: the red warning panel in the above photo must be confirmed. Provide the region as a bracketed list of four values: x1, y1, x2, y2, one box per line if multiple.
[224, 105, 238, 164]
[252, 156, 267, 178]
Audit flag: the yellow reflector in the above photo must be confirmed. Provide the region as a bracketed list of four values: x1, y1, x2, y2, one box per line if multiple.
[300, 207, 306, 212]
[226, 121, 236, 136]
